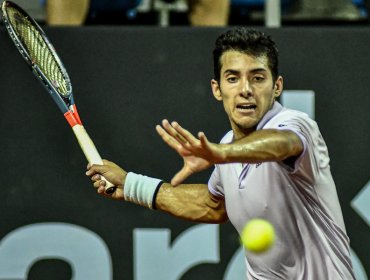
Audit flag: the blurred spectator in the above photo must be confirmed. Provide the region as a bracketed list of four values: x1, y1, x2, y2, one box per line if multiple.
[285, 0, 362, 20]
[44, 0, 364, 26]
[46, 0, 89, 25]
[45, 0, 230, 26]
[188, 0, 230, 26]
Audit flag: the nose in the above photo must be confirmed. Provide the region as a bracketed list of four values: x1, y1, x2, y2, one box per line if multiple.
[240, 79, 252, 97]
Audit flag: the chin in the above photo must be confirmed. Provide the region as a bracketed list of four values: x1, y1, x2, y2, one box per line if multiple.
[235, 121, 258, 133]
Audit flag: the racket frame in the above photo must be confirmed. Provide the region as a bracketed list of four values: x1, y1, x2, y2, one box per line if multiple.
[1, 0, 116, 194]
[1, 1, 80, 123]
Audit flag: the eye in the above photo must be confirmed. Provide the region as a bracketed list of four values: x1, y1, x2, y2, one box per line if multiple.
[253, 76, 265, 82]
[226, 76, 238, 83]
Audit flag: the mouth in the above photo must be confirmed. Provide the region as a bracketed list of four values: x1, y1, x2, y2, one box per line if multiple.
[236, 104, 257, 113]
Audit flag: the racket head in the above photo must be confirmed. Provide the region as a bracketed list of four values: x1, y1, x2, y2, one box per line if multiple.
[1, 1, 73, 111]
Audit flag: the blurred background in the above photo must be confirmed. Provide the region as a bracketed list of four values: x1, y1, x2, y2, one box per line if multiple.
[0, 1, 369, 280]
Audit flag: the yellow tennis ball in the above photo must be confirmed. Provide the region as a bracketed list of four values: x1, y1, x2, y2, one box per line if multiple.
[241, 219, 275, 253]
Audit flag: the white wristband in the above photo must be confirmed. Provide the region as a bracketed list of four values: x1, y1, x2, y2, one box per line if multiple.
[123, 172, 163, 209]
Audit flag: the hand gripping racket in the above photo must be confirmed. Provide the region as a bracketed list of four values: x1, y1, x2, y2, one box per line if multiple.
[1, 1, 116, 194]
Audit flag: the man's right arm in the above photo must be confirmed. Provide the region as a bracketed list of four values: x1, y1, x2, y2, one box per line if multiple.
[86, 162, 228, 224]
[155, 182, 228, 224]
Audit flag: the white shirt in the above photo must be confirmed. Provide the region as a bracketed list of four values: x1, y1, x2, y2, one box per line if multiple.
[208, 102, 354, 280]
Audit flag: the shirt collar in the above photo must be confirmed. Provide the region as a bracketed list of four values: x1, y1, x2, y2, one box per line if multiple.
[256, 101, 284, 130]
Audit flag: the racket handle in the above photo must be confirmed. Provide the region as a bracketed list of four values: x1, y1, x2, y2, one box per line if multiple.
[72, 125, 116, 194]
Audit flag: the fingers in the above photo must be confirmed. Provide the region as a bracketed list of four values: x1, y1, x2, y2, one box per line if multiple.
[85, 160, 125, 200]
[90, 174, 101, 182]
[92, 177, 114, 197]
[163, 120, 188, 143]
[87, 163, 109, 190]
[86, 159, 115, 173]
[93, 179, 106, 188]
[171, 166, 193, 186]
[157, 119, 199, 148]
[86, 163, 107, 176]
[171, 121, 198, 146]
[156, 122, 182, 151]
[97, 186, 106, 194]
[198, 131, 209, 146]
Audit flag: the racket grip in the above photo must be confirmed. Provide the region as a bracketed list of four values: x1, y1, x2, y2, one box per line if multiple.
[72, 125, 116, 194]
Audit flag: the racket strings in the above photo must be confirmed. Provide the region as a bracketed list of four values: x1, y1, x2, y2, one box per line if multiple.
[7, 7, 70, 97]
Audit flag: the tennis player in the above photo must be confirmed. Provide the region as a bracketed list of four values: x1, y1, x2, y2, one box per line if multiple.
[86, 27, 355, 279]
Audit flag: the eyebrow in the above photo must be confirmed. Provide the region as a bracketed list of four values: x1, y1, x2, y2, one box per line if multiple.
[223, 68, 268, 76]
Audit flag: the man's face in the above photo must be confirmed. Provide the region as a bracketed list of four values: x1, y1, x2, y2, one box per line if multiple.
[211, 50, 283, 138]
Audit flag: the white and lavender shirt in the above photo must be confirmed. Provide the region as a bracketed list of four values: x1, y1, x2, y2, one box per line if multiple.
[208, 102, 354, 280]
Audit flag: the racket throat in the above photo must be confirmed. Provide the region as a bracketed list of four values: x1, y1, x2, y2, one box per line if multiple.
[70, 104, 82, 124]
[64, 106, 82, 127]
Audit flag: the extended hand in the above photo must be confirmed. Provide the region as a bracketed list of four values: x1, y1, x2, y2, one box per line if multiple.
[156, 120, 223, 185]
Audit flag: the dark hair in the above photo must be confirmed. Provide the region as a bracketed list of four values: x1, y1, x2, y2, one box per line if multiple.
[213, 28, 279, 82]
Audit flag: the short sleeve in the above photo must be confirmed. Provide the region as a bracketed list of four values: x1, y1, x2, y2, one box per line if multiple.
[208, 165, 225, 198]
[207, 130, 234, 197]
[266, 110, 327, 183]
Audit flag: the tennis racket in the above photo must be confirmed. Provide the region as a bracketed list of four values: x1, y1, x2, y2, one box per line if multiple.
[1, 1, 116, 194]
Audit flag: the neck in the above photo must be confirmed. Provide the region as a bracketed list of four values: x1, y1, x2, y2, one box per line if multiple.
[233, 125, 256, 140]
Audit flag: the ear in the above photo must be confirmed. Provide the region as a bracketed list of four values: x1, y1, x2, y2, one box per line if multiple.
[273, 76, 283, 98]
[211, 79, 223, 101]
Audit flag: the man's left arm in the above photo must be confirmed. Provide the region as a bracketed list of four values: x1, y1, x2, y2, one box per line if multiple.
[156, 120, 304, 185]
[219, 129, 304, 164]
